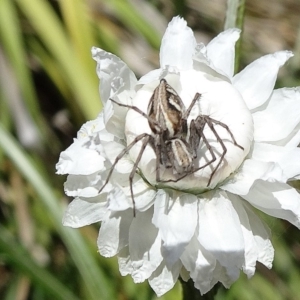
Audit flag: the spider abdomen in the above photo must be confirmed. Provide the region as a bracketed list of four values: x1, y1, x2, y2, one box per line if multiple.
[166, 138, 194, 175]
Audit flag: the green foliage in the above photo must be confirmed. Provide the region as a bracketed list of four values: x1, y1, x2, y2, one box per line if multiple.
[0, 1, 299, 299]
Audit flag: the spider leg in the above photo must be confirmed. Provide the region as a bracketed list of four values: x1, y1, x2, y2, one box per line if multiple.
[98, 133, 151, 215]
[205, 118, 227, 186]
[208, 117, 244, 150]
[128, 134, 153, 217]
[109, 99, 162, 134]
[155, 133, 173, 183]
[192, 118, 217, 179]
[181, 93, 201, 137]
[155, 135, 163, 182]
[183, 93, 201, 119]
[190, 117, 204, 158]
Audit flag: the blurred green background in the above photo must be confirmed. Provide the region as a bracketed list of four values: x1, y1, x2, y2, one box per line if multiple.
[0, 0, 300, 299]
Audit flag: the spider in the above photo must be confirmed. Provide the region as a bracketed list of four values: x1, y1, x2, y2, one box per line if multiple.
[98, 79, 244, 215]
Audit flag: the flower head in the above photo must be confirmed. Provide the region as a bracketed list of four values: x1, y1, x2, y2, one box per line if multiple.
[56, 16, 300, 296]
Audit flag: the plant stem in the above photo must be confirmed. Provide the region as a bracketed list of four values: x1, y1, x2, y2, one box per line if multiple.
[224, 0, 246, 72]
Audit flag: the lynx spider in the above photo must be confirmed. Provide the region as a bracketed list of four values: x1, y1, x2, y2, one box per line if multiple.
[99, 79, 244, 215]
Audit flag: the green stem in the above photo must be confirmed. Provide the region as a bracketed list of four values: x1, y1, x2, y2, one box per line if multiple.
[180, 278, 221, 300]
[224, 0, 246, 72]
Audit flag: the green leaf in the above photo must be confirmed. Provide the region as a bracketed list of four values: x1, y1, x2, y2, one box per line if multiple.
[16, 0, 101, 119]
[0, 225, 81, 300]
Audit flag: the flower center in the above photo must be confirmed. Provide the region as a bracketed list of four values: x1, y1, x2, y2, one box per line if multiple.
[125, 72, 253, 193]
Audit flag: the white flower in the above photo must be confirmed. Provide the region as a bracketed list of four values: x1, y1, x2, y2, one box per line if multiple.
[56, 16, 300, 296]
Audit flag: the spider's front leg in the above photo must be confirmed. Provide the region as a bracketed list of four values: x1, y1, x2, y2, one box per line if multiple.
[180, 92, 201, 138]
[109, 98, 161, 132]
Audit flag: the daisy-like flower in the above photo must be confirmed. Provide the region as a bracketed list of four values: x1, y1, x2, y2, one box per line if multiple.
[56, 16, 300, 296]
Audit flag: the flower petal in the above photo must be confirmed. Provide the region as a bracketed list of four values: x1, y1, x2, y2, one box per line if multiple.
[284, 123, 300, 147]
[62, 197, 107, 228]
[152, 190, 197, 267]
[253, 87, 300, 142]
[118, 247, 133, 276]
[56, 141, 105, 175]
[129, 208, 163, 283]
[221, 159, 285, 195]
[103, 100, 125, 138]
[160, 16, 196, 70]
[102, 139, 133, 173]
[197, 190, 245, 280]
[206, 28, 240, 78]
[251, 142, 300, 179]
[98, 210, 132, 257]
[212, 262, 240, 288]
[232, 51, 294, 110]
[56, 116, 108, 175]
[107, 179, 156, 213]
[92, 47, 137, 103]
[229, 193, 273, 276]
[243, 203, 274, 270]
[243, 181, 300, 228]
[180, 236, 217, 295]
[148, 261, 181, 297]
[64, 174, 100, 197]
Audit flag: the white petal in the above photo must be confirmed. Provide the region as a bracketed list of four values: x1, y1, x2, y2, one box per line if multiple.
[56, 139, 105, 175]
[130, 180, 157, 212]
[251, 142, 300, 179]
[229, 193, 273, 276]
[197, 190, 244, 279]
[253, 87, 300, 142]
[138, 69, 162, 85]
[107, 186, 130, 212]
[103, 90, 136, 138]
[206, 28, 240, 78]
[212, 261, 239, 288]
[64, 173, 102, 197]
[148, 261, 181, 297]
[284, 123, 300, 147]
[118, 247, 133, 276]
[129, 208, 163, 283]
[62, 197, 107, 228]
[243, 181, 300, 228]
[102, 139, 133, 173]
[108, 180, 156, 213]
[91, 47, 137, 103]
[243, 203, 274, 269]
[180, 236, 217, 295]
[77, 115, 105, 136]
[160, 16, 196, 70]
[221, 159, 285, 195]
[152, 190, 197, 267]
[98, 210, 132, 257]
[232, 51, 294, 110]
